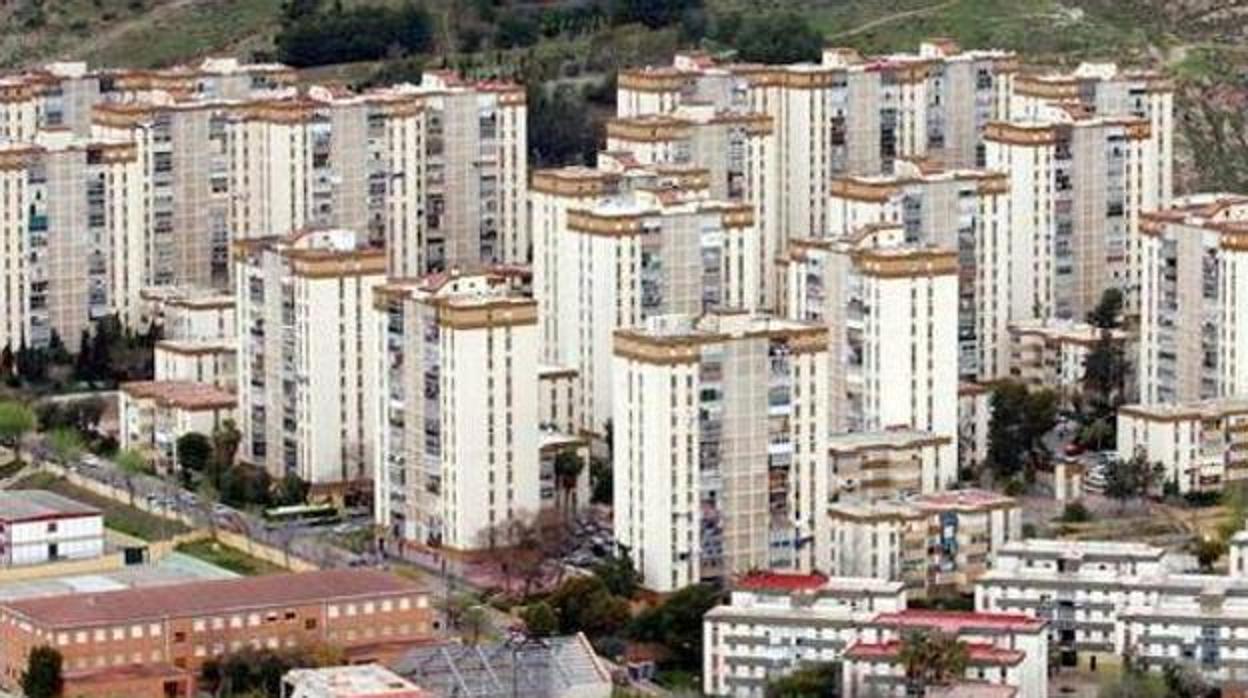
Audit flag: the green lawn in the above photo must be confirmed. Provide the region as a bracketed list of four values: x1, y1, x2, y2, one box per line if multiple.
[13, 472, 189, 541]
[175, 538, 285, 576]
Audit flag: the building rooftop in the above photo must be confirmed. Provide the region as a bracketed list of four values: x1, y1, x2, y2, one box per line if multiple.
[870, 609, 1046, 634]
[285, 664, 430, 698]
[735, 571, 829, 592]
[0, 490, 100, 522]
[997, 538, 1166, 560]
[120, 380, 235, 411]
[2, 569, 423, 628]
[393, 633, 611, 698]
[1009, 319, 1127, 345]
[913, 488, 1017, 512]
[1118, 397, 1248, 421]
[927, 682, 1018, 698]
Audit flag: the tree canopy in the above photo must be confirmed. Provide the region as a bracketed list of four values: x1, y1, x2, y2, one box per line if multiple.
[628, 583, 722, 671]
[987, 381, 1058, 480]
[21, 646, 63, 698]
[0, 400, 35, 461]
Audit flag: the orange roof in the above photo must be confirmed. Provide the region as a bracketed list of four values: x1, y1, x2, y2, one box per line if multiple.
[845, 640, 1025, 666]
[735, 571, 828, 592]
[871, 610, 1046, 634]
[120, 380, 235, 411]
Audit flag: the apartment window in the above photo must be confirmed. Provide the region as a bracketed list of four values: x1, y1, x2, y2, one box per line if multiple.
[174, 631, 187, 643]
[305, 618, 318, 631]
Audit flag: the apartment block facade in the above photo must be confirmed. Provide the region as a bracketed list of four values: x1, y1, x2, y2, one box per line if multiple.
[783, 230, 959, 470]
[0, 133, 144, 350]
[0, 490, 104, 567]
[234, 229, 385, 485]
[543, 185, 759, 436]
[1138, 194, 1248, 403]
[821, 489, 1019, 597]
[825, 160, 1010, 379]
[613, 313, 829, 592]
[826, 429, 953, 501]
[618, 41, 1017, 242]
[703, 572, 906, 697]
[373, 270, 541, 550]
[984, 106, 1152, 325]
[1007, 320, 1127, 397]
[1117, 398, 1248, 495]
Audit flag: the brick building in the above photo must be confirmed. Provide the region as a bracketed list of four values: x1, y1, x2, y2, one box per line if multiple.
[0, 569, 432, 698]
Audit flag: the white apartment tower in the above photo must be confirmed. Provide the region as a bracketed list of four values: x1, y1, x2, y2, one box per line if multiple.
[613, 313, 829, 592]
[825, 159, 1010, 379]
[783, 228, 960, 471]
[234, 229, 384, 485]
[984, 105, 1152, 323]
[617, 40, 1017, 240]
[542, 185, 759, 436]
[373, 270, 540, 551]
[1138, 194, 1248, 403]
[0, 134, 144, 351]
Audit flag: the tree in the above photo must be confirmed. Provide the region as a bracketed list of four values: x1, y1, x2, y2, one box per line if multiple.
[0, 343, 14, 379]
[1059, 501, 1092, 523]
[1105, 452, 1163, 512]
[554, 449, 585, 514]
[593, 552, 641, 598]
[521, 601, 558, 638]
[0, 400, 36, 464]
[719, 12, 822, 64]
[628, 583, 722, 671]
[547, 575, 630, 639]
[590, 456, 612, 504]
[611, 0, 701, 29]
[897, 630, 969, 694]
[275, 472, 309, 506]
[1161, 662, 1213, 698]
[527, 83, 600, 167]
[496, 9, 540, 48]
[211, 419, 242, 486]
[765, 662, 840, 698]
[21, 645, 63, 698]
[460, 604, 490, 645]
[176, 432, 213, 476]
[47, 427, 83, 464]
[1088, 288, 1124, 329]
[986, 381, 1058, 481]
[1193, 536, 1227, 572]
[1097, 669, 1168, 698]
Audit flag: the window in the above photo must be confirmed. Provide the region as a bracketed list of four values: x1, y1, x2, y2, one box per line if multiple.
[305, 619, 318, 631]
[174, 631, 187, 643]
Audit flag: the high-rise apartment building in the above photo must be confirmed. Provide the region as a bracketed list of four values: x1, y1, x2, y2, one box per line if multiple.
[1137, 194, 1248, 403]
[536, 182, 759, 436]
[613, 313, 828, 592]
[234, 229, 385, 485]
[605, 105, 779, 306]
[1012, 62, 1173, 208]
[782, 228, 959, 468]
[984, 104, 1152, 323]
[825, 159, 1010, 378]
[373, 270, 540, 550]
[1117, 398, 1248, 495]
[0, 132, 144, 350]
[618, 40, 1016, 241]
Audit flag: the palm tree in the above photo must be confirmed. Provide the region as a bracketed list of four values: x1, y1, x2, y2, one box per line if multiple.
[897, 630, 969, 696]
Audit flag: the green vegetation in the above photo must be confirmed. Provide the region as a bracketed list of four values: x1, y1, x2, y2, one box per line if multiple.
[175, 539, 285, 576]
[987, 381, 1059, 481]
[897, 630, 970, 695]
[628, 583, 722, 674]
[1098, 662, 1213, 698]
[275, 2, 433, 67]
[20, 645, 63, 698]
[765, 662, 840, 698]
[1059, 501, 1093, 523]
[200, 646, 343, 698]
[14, 472, 189, 540]
[1104, 453, 1163, 511]
[0, 400, 35, 464]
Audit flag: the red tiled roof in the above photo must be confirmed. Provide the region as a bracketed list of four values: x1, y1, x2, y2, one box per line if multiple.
[845, 640, 1025, 666]
[3, 569, 423, 628]
[871, 610, 1046, 634]
[735, 571, 828, 592]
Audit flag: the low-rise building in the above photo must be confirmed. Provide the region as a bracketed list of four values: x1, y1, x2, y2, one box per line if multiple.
[1120, 583, 1248, 685]
[703, 572, 906, 697]
[119, 380, 236, 470]
[0, 491, 103, 567]
[702, 575, 1046, 698]
[1008, 320, 1127, 398]
[827, 429, 953, 501]
[842, 610, 1047, 698]
[284, 664, 430, 698]
[975, 539, 1169, 673]
[1117, 398, 1248, 495]
[0, 569, 433, 698]
[821, 489, 1020, 597]
[154, 340, 236, 388]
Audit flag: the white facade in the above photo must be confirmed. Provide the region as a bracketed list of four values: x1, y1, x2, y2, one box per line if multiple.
[1117, 398, 1248, 495]
[1008, 320, 1126, 397]
[784, 230, 960, 472]
[118, 380, 237, 469]
[374, 271, 542, 550]
[234, 229, 384, 485]
[613, 313, 828, 592]
[959, 382, 992, 473]
[0, 491, 104, 567]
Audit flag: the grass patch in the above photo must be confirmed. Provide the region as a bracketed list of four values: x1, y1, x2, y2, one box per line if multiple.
[13, 472, 188, 541]
[175, 538, 284, 576]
